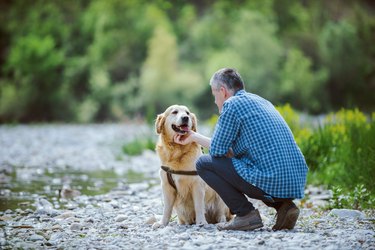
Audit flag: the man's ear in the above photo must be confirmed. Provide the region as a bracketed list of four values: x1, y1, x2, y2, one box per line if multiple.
[191, 113, 198, 132]
[155, 114, 165, 134]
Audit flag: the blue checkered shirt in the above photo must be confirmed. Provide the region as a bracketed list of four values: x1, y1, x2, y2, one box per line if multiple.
[209, 90, 308, 198]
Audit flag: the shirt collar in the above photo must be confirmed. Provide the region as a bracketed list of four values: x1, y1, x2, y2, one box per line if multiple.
[234, 89, 246, 96]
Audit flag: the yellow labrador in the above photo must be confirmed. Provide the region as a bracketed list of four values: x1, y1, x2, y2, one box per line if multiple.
[153, 105, 231, 227]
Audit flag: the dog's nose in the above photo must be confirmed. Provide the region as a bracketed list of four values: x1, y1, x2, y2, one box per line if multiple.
[182, 116, 189, 123]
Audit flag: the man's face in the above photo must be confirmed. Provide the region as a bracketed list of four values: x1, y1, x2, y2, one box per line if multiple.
[211, 85, 226, 113]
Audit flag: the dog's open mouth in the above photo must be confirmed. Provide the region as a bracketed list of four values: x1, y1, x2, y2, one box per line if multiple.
[172, 124, 189, 134]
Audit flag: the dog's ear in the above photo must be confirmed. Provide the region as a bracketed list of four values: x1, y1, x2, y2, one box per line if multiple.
[191, 112, 198, 132]
[155, 113, 166, 134]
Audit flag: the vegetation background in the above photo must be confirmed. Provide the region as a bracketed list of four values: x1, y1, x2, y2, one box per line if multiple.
[0, 0, 374, 209]
[0, 0, 374, 123]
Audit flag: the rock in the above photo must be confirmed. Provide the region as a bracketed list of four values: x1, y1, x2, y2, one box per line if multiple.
[29, 234, 45, 242]
[66, 217, 80, 223]
[55, 211, 75, 219]
[115, 215, 127, 222]
[70, 223, 82, 231]
[258, 240, 265, 245]
[51, 224, 62, 231]
[35, 208, 60, 217]
[36, 198, 54, 210]
[152, 222, 164, 230]
[49, 232, 64, 243]
[145, 216, 157, 225]
[0, 216, 12, 221]
[15, 242, 38, 249]
[328, 209, 366, 219]
[178, 233, 190, 241]
[118, 223, 128, 229]
[84, 218, 94, 223]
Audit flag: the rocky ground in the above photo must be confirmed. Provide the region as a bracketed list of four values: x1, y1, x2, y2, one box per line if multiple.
[0, 124, 374, 249]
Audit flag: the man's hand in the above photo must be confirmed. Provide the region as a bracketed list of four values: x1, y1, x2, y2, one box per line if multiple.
[173, 131, 195, 145]
[225, 148, 234, 158]
[174, 130, 212, 149]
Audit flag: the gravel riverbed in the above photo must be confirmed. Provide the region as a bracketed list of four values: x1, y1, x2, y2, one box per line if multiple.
[0, 124, 374, 249]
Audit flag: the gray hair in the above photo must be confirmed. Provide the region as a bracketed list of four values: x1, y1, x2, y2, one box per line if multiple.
[209, 68, 245, 94]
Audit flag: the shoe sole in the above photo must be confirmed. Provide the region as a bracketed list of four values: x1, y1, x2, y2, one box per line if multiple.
[218, 222, 263, 231]
[273, 207, 299, 230]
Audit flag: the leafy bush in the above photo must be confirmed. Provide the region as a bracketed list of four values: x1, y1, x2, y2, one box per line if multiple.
[277, 106, 375, 208]
[301, 109, 375, 192]
[122, 137, 156, 156]
[328, 184, 375, 210]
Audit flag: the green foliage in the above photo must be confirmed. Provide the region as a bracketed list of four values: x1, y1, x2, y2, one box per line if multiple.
[303, 109, 375, 191]
[0, 0, 375, 122]
[139, 21, 204, 122]
[277, 105, 375, 208]
[328, 185, 375, 210]
[205, 10, 282, 101]
[276, 104, 313, 146]
[125, 169, 146, 183]
[122, 137, 156, 156]
[318, 19, 371, 109]
[279, 48, 327, 112]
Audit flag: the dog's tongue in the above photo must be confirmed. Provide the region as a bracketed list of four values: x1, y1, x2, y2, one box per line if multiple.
[180, 125, 189, 132]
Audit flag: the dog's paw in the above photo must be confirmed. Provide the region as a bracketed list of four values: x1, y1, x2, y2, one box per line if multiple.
[152, 221, 165, 230]
[196, 220, 208, 227]
[217, 215, 227, 223]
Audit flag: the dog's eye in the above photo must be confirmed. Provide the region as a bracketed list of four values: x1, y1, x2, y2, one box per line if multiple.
[172, 110, 178, 115]
[186, 111, 190, 115]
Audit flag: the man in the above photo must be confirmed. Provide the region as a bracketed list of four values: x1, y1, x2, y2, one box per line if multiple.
[173, 68, 308, 231]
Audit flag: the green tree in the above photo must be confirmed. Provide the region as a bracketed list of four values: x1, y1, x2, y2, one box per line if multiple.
[1, 1, 70, 122]
[206, 10, 282, 100]
[76, 0, 153, 122]
[279, 48, 327, 112]
[139, 21, 203, 122]
[319, 20, 368, 110]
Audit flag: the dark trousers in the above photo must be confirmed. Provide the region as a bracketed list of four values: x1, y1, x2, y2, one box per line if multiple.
[196, 154, 289, 216]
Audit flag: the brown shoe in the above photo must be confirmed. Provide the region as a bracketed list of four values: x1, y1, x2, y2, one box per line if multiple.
[272, 200, 300, 230]
[217, 209, 263, 231]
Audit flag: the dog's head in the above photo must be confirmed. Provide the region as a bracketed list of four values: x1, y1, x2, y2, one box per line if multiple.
[155, 105, 197, 140]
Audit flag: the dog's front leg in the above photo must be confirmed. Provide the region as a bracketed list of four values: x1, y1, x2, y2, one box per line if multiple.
[153, 181, 176, 229]
[192, 183, 208, 225]
[161, 184, 176, 226]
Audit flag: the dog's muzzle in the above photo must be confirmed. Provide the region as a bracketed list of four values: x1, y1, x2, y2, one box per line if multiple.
[171, 122, 189, 135]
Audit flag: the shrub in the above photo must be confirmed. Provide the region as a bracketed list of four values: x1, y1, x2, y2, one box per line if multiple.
[328, 184, 375, 210]
[302, 109, 375, 193]
[276, 106, 375, 209]
[122, 137, 156, 156]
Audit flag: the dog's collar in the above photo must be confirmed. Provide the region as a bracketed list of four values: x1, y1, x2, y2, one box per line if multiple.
[161, 166, 198, 176]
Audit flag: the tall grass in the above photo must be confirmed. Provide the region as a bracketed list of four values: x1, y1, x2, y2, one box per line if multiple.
[277, 106, 375, 209]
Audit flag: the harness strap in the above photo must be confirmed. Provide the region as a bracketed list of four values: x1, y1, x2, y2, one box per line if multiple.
[166, 172, 177, 190]
[161, 166, 198, 191]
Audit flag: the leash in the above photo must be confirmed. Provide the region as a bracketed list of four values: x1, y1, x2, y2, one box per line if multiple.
[161, 165, 198, 191]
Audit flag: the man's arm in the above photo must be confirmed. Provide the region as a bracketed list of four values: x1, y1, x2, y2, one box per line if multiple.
[173, 131, 211, 149]
[174, 131, 234, 158]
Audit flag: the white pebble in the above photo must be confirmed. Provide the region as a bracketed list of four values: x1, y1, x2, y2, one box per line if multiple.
[115, 215, 127, 222]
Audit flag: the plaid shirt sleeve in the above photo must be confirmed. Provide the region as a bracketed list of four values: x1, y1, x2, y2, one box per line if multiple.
[209, 102, 240, 157]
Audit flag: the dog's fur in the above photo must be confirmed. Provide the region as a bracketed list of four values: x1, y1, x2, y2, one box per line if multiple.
[154, 105, 231, 227]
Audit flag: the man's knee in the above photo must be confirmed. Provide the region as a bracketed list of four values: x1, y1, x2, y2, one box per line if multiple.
[195, 155, 205, 172]
[195, 154, 211, 173]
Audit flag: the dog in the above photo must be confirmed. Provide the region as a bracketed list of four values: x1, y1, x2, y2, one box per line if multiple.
[153, 104, 231, 227]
